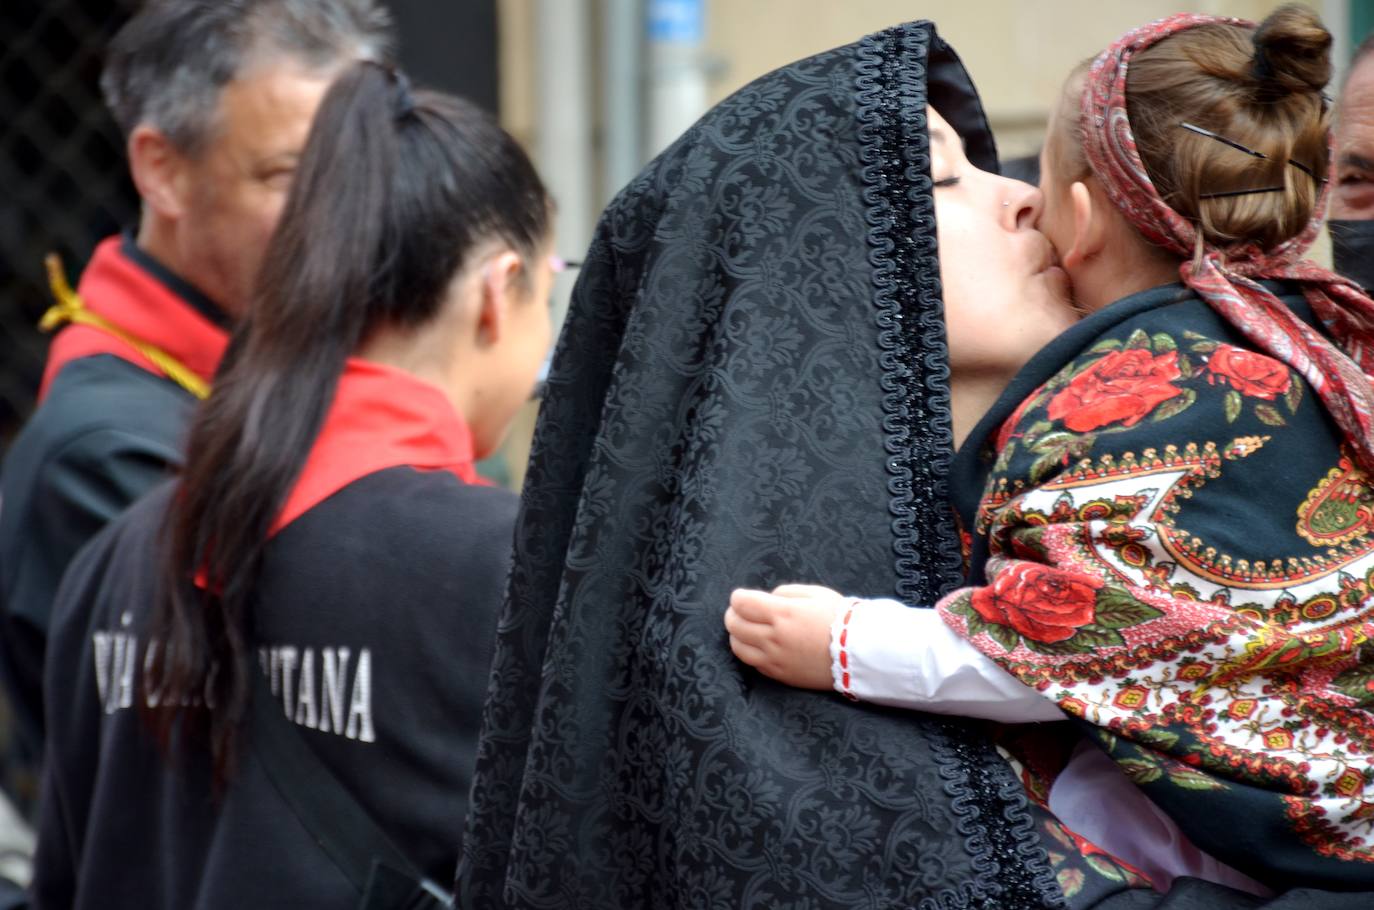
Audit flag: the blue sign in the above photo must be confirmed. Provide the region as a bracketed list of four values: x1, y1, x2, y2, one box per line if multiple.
[647, 0, 704, 44]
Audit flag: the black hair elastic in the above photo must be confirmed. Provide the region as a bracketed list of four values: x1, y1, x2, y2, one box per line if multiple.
[390, 67, 416, 121]
[362, 59, 416, 121]
[1251, 43, 1276, 83]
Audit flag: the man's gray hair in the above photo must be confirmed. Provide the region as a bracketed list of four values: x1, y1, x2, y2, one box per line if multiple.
[101, 0, 393, 155]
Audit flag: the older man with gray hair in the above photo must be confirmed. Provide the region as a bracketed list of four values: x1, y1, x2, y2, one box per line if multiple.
[1332, 32, 1374, 290]
[0, 0, 393, 813]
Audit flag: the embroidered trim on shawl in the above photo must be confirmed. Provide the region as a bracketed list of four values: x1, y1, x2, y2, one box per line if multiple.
[857, 22, 1064, 910]
[855, 23, 963, 606]
[929, 719, 1068, 910]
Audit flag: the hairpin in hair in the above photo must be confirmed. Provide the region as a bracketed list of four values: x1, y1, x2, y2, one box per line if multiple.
[1178, 122, 1318, 180]
[1199, 185, 1287, 200]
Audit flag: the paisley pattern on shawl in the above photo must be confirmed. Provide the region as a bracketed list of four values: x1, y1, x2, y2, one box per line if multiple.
[940, 283, 1374, 892]
[455, 21, 1069, 910]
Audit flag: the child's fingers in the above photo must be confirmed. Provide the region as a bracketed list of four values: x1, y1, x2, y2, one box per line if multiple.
[771, 583, 839, 600]
[724, 605, 771, 645]
[729, 588, 783, 623]
[728, 635, 770, 668]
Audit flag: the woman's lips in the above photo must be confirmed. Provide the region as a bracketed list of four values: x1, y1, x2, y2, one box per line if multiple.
[1036, 241, 1063, 275]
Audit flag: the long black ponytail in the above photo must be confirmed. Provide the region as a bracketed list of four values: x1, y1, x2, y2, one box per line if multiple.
[148, 62, 550, 782]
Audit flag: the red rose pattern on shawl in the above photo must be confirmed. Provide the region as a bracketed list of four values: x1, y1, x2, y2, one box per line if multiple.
[971, 564, 1101, 643]
[940, 318, 1374, 876]
[1047, 348, 1183, 432]
[938, 8, 1374, 885]
[1204, 345, 1292, 401]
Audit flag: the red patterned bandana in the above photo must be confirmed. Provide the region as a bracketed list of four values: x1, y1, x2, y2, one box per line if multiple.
[1082, 12, 1374, 469]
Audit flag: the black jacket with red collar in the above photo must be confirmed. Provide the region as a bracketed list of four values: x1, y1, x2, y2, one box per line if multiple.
[0, 235, 228, 789]
[33, 360, 516, 908]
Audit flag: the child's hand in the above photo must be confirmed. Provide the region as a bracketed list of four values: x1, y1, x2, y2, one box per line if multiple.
[724, 584, 845, 691]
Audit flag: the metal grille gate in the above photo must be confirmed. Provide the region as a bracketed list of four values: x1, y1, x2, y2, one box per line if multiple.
[1, 0, 140, 448]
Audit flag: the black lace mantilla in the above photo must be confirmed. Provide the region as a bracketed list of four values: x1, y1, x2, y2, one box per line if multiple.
[458, 19, 1064, 909]
[857, 23, 1063, 910]
[855, 25, 963, 607]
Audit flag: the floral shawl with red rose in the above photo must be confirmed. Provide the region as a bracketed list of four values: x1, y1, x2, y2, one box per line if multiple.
[937, 280, 1374, 891]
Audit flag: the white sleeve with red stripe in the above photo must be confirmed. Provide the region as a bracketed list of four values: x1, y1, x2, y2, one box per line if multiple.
[829, 597, 1064, 723]
[828, 602, 1268, 895]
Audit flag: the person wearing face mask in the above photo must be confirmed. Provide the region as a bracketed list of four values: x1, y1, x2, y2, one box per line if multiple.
[730, 6, 1374, 900]
[32, 62, 554, 909]
[1330, 33, 1374, 290]
[0, 1, 393, 809]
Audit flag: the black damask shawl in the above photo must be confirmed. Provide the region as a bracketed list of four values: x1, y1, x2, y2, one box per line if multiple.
[456, 22, 1063, 910]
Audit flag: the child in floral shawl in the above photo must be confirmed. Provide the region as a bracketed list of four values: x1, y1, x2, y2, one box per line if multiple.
[728, 6, 1374, 897]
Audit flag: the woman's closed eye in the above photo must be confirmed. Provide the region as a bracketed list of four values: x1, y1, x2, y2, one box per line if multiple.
[933, 176, 961, 189]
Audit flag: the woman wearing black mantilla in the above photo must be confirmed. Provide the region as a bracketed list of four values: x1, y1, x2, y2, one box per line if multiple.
[458, 20, 1367, 910]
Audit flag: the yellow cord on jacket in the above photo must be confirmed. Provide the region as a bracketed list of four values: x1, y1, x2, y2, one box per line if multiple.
[41, 252, 210, 400]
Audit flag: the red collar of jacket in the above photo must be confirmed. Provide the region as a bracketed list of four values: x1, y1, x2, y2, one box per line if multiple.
[270, 357, 486, 535]
[39, 235, 230, 400]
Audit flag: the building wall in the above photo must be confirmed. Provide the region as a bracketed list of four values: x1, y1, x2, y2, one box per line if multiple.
[699, 1, 1332, 158]
[498, 1, 1341, 171]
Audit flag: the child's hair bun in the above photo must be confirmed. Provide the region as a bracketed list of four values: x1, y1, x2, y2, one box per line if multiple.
[1251, 3, 1332, 98]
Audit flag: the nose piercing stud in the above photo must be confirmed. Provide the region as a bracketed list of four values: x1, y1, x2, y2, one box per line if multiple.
[1002, 200, 1010, 207]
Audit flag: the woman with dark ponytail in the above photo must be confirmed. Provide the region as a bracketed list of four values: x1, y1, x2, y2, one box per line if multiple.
[33, 61, 553, 909]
